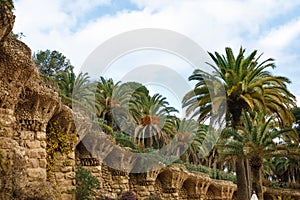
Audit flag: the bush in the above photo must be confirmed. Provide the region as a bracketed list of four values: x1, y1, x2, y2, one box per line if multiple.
[114, 132, 137, 150]
[46, 121, 75, 173]
[184, 162, 210, 174]
[183, 162, 236, 183]
[75, 168, 100, 200]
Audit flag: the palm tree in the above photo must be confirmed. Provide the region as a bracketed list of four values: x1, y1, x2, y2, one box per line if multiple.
[167, 119, 208, 163]
[55, 70, 90, 108]
[94, 77, 121, 129]
[183, 47, 296, 200]
[275, 156, 300, 184]
[129, 91, 178, 149]
[186, 123, 209, 164]
[218, 111, 298, 199]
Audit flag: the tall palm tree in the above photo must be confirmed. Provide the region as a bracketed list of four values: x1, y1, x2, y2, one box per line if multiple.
[218, 111, 298, 199]
[275, 156, 300, 184]
[129, 91, 178, 149]
[183, 47, 296, 200]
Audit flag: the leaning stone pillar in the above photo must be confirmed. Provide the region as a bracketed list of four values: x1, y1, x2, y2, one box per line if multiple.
[13, 80, 61, 198]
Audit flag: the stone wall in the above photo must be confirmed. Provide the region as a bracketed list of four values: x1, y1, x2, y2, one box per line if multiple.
[78, 157, 237, 200]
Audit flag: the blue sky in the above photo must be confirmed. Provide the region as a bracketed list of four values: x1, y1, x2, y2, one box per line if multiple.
[13, 0, 300, 111]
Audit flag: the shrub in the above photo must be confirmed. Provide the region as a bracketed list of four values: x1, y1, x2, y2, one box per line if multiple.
[46, 121, 75, 173]
[114, 132, 137, 150]
[75, 168, 100, 200]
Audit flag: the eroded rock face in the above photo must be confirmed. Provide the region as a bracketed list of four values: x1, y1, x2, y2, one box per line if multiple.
[0, 3, 15, 43]
[0, 4, 62, 199]
[0, 2, 34, 111]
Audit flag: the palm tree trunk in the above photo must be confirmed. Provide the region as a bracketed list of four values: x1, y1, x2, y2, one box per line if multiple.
[233, 114, 249, 200]
[236, 157, 249, 200]
[251, 165, 263, 200]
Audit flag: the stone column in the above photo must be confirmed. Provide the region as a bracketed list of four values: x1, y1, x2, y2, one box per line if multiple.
[0, 108, 19, 199]
[132, 170, 160, 199]
[157, 165, 188, 199]
[180, 172, 211, 200]
[47, 105, 77, 200]
[8, 81, 59, 199]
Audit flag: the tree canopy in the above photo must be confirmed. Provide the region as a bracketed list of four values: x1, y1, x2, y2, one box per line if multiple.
[33, 49, 74, 78]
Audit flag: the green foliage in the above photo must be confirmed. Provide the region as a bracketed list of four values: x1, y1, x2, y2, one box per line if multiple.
[272, 195, 295, 200]
[183, 162, 236, 183]
[217, 170, 236, 183]
[33, 49, 74, 78]
[0, 0, 14, 10]
[95, 118, 114, 135]
[56, 70, 91, 108]
[75, 168, 100, 200]
[184, 162, 211, 174]
[113, 132, 138, 150]
[46, 121, 75, 173]
[10, 32, 25, 40]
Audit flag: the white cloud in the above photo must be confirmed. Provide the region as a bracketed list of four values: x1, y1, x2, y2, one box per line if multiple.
[14, 0, 72, 33]
[258, 17, 300, 55]
[12, 0, 300, 103]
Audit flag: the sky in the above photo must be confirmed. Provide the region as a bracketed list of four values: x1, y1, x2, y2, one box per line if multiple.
[12, 0, 300, 112]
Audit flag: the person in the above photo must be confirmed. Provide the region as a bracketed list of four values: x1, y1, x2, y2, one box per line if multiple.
[250, 190, 258, 200]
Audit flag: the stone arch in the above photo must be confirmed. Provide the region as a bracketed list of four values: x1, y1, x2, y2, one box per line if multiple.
[156, 169, 174, 192]
[155, 166, 188, 199]
[45, 105, 77, 199]
[207, 184, 219, 200]
[6, 78, 62, 199]
[153, 174, 163, 198]
[178, 185, 188, 199]
[16, 81, 61, 133]
[182, 177, 197, 194]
